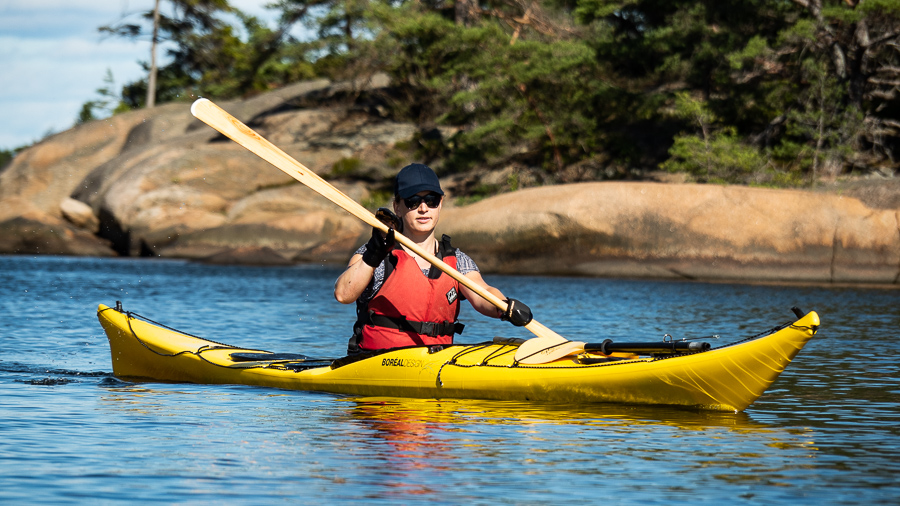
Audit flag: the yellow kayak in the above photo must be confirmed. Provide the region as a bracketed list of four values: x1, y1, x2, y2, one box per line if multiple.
[97, 303, 819, 412]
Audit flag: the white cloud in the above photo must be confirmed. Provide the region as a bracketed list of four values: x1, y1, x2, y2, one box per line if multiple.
[0, 34, 148, 148]
[0, 0, 281, 150]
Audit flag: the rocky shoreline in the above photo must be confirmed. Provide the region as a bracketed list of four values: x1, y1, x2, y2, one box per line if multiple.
[1, 77, 897, 286]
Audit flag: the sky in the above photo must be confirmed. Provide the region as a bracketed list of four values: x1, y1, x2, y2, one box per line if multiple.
[0, 0, 281, 150]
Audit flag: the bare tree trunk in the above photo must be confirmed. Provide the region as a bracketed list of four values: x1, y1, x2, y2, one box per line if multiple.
[146, 0, 161, 108]
[812, 75, 826, 184]
[344, 5, 354, 51]
[812, 98, 827, 185]
[509, 5, 532, 45]
[455, 0, 473, 26]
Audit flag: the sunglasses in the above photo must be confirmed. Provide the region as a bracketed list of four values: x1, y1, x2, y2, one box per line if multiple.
[402, 193, 442, 209]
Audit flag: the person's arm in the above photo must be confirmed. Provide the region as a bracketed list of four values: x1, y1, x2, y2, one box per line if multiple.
[460, 271, 533, 326]
[334, 253, 374, 304]
[334, 229, 394, 304]
[460, 270, 507, 318]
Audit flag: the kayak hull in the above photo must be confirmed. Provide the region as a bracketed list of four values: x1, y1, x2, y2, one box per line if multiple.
[98, 304, 819, 412]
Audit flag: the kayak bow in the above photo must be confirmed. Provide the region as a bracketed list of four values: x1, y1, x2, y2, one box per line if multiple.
[98, 303, 819, 412]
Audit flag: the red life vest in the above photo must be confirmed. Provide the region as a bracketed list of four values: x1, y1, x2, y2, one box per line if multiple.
[357, 237, 463, 351]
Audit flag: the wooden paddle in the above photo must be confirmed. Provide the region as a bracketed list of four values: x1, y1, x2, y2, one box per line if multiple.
[190, 98, 568, 344]
[515, 339, 588, 364]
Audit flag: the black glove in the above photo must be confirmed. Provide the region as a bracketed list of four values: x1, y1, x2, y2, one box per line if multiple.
[375, 207, 403, 233]
[501, 298, 533, 327]
[361, 228, 395, 267]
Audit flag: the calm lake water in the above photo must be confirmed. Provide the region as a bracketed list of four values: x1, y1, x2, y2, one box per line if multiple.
[1, 255, 898, 504]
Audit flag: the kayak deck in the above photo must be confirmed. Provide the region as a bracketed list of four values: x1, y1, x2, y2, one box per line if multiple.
[98, 304, 819, 412]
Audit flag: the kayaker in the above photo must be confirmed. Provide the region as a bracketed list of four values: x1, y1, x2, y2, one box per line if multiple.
[334, 163, 533, 353]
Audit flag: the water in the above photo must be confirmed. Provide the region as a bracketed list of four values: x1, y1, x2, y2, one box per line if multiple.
[1, 255, 897, 504]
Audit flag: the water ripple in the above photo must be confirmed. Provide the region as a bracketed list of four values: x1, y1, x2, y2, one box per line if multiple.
[0, 255, 898, 504]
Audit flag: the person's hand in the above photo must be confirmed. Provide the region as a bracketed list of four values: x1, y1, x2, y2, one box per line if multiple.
[501, 298, 533, 327]
[361, 228, 395, 267]
[375, 207, 403, 233]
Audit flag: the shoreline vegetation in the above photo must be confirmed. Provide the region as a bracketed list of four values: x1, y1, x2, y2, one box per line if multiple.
[0, 1, 898, 285]
[8, 0, 900, 186]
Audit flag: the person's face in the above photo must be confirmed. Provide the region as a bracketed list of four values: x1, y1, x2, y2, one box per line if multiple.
[394, 191, 443, 235]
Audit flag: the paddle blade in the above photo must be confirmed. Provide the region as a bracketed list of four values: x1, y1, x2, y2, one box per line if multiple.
[515, 340, 587, 364]
[190, 98, 379, 229]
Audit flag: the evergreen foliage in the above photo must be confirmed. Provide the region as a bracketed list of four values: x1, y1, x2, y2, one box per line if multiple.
[0, 148, 15, 172]
[660, 92, 768, 185]
[91, 0, 900, 189]
[78, 69, 129, 123]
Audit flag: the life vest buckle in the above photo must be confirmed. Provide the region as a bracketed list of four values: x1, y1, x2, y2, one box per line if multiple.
[420, 321, 437, 337]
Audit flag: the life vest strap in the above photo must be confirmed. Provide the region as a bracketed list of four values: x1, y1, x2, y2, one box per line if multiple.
[367, 312, 465, 337]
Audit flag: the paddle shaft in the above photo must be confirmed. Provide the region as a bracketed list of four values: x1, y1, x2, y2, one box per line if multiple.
[190, 98, 565, 342]
[587, 339, 710, 354]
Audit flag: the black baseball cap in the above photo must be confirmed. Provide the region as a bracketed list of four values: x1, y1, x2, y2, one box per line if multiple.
[394, 163, 444, 199]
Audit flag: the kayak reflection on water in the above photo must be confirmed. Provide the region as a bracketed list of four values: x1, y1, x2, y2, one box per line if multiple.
[333, 396, 820, 497]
